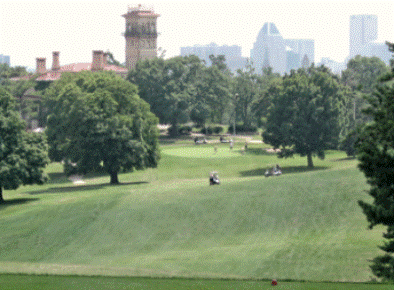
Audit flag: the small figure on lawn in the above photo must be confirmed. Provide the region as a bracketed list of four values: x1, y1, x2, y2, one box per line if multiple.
[214, 146, 218, 154]
[209, 172, 220, 185]
[271, 279, 278, 286]
[230, 139, 233, 150]
[245, 142, 248, 151]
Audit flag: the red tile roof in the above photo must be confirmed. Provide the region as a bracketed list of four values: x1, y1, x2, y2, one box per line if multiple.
[10, 75, 32, 81]
[35, 63, 128, 81]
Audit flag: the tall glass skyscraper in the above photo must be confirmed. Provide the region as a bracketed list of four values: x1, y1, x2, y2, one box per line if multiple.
[349, 15, 378, 58]
[250, 23, 286, 75]
[251, 23, 315, 75]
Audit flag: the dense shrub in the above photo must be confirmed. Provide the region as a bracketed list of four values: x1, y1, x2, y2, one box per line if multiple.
[228, 123, 258, 133]
[179, 125, 192, 135]
[200, 125, 224, 135]
[200, 127, 213, 135]
[168, 125, 179, 137]
[212, 126, 224, 134]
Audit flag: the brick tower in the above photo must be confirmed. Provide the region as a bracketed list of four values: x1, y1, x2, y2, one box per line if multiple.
[123, 5, 159, 70]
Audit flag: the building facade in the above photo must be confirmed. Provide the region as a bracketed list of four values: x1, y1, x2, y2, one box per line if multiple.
[0, 54, 11, 66]
[250, 23, 287, 75]
[349, 15, 378, 59]
[359, 41, 392, 65]
[251, 23, 315, 75]
[180, 43, 247, 73]
[285, 39, 314, 65]
[317, 57, 346, 75]
[123, 5, 159, 70]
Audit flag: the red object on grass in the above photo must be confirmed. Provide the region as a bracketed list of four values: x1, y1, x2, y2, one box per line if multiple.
[271, 279, 278, 286]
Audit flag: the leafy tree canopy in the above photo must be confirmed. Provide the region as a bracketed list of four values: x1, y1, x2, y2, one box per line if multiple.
[44, 71, 160, 184]
[0, 63, 30, 81]
[0, 88, 49, 203]
[339, 56, 390, 156]
[128, 55, 232, 133]
[262, 65, 343, 168]
[251, 67, 282, 127]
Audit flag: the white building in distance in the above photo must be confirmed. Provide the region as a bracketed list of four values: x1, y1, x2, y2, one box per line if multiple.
[251, 23, 315, 75]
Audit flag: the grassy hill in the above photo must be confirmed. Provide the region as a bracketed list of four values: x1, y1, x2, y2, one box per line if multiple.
[0, 143, 385, 282]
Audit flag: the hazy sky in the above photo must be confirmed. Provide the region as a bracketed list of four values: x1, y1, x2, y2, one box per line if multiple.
[1, 0, 393, 69]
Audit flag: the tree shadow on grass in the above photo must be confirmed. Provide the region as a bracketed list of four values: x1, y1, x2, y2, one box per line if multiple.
[331, 157, 357, 162]
[240, 166, 328, 177]
[0, 198, 39, 209]
[27, 181, 149, 195]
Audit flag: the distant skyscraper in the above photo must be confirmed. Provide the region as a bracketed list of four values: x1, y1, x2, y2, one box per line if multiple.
[180, 43, 247, 73]
[0, 54, 11, 66]
[285, 47, 300, 72]
[250, 23, 286, 75]
[359, 41, 392, 65]
[318, 57, 346, 75]
[349, 15, 378, 58]
[285, 39, 314, 65]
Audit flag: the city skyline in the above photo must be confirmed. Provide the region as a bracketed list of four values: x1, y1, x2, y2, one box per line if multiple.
[1, 0, 393, 69]
[349, 14, 378, 58]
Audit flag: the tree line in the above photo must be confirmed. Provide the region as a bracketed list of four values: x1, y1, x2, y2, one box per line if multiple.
[129, 54, 389, 167]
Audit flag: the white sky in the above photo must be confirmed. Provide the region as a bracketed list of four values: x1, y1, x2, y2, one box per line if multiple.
[1, 0, 393, 69]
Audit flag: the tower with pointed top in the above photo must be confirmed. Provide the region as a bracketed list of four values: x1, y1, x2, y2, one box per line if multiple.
[250, 23, 286, 75]
[123, 5, 159, 70]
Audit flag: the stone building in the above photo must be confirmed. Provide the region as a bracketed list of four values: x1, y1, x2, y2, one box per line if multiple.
[122, 5, 160, 70]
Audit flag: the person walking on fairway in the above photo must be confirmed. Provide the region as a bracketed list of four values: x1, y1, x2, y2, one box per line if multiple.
[230, 139, 233, 150]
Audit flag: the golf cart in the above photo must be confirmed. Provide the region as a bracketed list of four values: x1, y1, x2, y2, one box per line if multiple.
[195, 137, 207, 144]
[264, 165, 282, 177]
[209, 171, 220, 185]
[220, 136, 230, 143]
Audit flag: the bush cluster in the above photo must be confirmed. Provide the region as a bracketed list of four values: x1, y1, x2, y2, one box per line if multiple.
[179, 125, 192, 135]
[200, 126, 224, 135]
[228, 124, 258, 133]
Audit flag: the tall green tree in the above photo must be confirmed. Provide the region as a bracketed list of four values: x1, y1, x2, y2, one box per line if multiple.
[356, 66, 394, 281]
[0, 88, 49, 203]
[45, 71, 160, 184]
[0, 63, 30, 82]
[252, 67, 281, 127]
[340, 56, 389, 157]
[128, 56, 204, 135]
[105, 51, 125, 67]
[341, 56, 389, 124]
[192, 57, 232, 125]
[262, 65, 342, 168]
[233, 61, 260, 128]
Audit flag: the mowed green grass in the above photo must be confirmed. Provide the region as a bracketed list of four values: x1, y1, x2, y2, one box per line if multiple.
[0, 143, 386, 284]
[0, 274, 392, 290]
